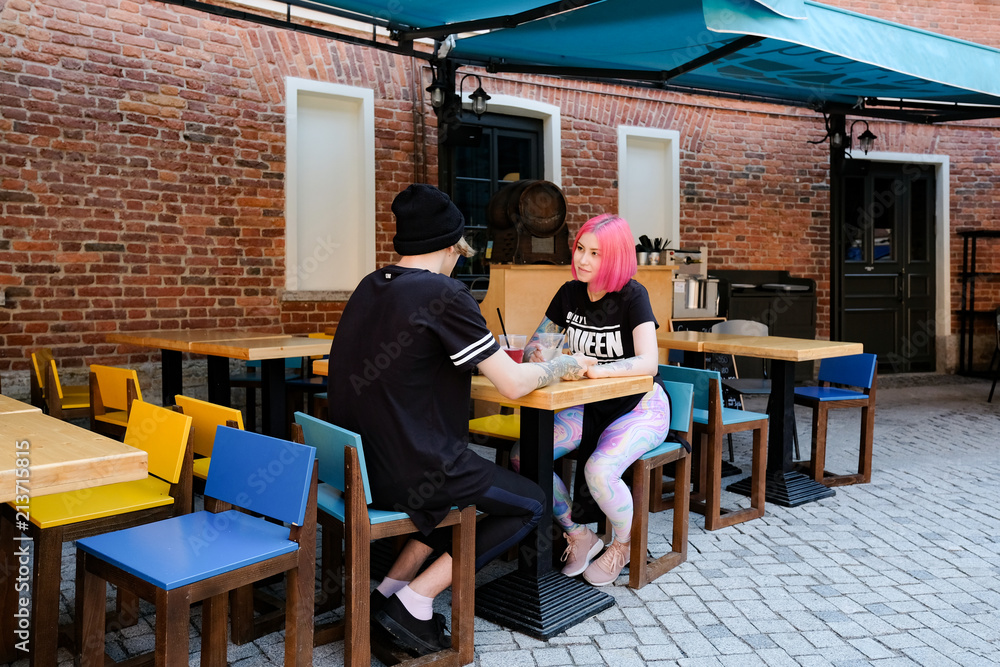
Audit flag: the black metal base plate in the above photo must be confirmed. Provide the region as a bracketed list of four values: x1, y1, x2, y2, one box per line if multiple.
[476, 570, 614, 640]
[726, 471, 836, 508]
[721, 460, 743, 478]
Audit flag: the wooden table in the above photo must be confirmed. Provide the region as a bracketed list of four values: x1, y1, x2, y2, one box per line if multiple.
[0, 395, 42, 415]
[470, 374, 652, 639]
[109, 330, 331, 437]
[658, 331, 863, 507]
[0, 411, 148, 503]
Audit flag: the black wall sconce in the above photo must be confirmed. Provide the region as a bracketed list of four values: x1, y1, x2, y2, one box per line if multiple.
[427, 67, 491, 119]
[812, 115, 878, 155]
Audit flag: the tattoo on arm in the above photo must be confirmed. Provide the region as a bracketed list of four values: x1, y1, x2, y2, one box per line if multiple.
[534, 355, 584, 389]
[592, 357, 638, 374]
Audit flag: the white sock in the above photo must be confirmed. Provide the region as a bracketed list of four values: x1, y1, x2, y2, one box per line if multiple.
[376, 576, 408, 598]
[395, 584, 434, 621]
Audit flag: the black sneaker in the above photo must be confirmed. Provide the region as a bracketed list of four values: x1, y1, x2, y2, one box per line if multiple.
[374, 595, 451, 656]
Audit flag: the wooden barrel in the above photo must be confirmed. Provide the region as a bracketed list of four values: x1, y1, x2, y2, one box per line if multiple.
[486, 182, 520, 230]
[486, 180, 566, 236]
[509, 180, 566, 237]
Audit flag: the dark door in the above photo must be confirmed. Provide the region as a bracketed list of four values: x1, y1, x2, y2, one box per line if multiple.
[835, 161, 936, 372]
[441, 114, 544, 294]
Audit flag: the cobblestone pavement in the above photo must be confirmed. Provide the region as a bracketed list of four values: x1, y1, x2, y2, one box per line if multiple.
[30, 374, 1000, 666]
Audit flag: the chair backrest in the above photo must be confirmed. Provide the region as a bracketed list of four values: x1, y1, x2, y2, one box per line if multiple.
[123, 399, 193, 485]
[31, 348, 55, 391]
[658, 364, 720, 413]
[294, 412, 373, 505]
[711, 319, 769, 337]
[46, 359, 66, 401]
[90, 364, 143, 410]
[174, 395, 245, 458]
[204, 426, 317, 526]
[817, 353, 877, 389]
[661, 379, 694, 436]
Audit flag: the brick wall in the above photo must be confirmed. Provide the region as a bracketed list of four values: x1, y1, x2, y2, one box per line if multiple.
[2, 0, 1000, 395]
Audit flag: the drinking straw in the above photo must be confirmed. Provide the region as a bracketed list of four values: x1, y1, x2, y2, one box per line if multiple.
[496, 308, 509, 340]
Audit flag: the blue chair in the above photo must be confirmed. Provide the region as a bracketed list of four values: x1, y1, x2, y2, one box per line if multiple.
[293, 412, 475, 667]
[794, 353, 878, 487]
[658, 365, 769, 530]
[624, 379, 693, 589]
[75, 427, 318, 667]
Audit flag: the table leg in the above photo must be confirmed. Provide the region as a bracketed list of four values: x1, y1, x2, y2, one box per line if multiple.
[727, 360, 835, 507]
[475, 407, 614, 639]
[260, 358, 286, 438]
[206, 356, 232, 408]
[160, 349, 183, 406]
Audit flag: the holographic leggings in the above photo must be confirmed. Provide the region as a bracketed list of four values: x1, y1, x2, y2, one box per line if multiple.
[511, 384, 670, 541]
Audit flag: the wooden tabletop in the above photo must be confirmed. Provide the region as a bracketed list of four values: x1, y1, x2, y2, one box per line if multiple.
[658, 331, 863, 362]
[0, 394, 42, 415]
[188, 335, 332, 361]
[703, 335, 863, 362]
[0, 411, 148, 502]
[657, 331, 742, 352]
[471, 375, 653, 411]
[316, 360, 652, 411]
[108, 329, 284, 352]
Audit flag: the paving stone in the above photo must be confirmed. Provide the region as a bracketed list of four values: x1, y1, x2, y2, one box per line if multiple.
[46, 375, 1000, 667]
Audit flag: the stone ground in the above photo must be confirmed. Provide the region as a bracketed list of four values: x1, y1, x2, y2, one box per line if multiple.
[21, 373, 1000, 666]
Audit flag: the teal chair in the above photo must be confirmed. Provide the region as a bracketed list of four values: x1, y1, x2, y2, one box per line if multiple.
[293, 412, 476, 667]
[658, 365, 768, 530]
[623, 379, 693, 589]
[794, 353, 878, 487]
[75, 427, 318, 667]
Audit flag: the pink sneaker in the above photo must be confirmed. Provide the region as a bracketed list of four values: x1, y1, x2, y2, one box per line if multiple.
[582, 539, 630, 586]
[560, 528, 604, 577]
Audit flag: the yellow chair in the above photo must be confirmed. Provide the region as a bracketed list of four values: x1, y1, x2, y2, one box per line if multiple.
[89, 364, 142, 439]
[30, 348, 90, 419]
[173, 394, 245, 482]
[0, 400, 193, 667]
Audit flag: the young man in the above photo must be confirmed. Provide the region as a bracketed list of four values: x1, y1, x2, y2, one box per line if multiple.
[327, 184, 594, 656]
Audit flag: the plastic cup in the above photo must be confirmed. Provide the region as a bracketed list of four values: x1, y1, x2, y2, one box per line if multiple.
[535, 332, 565, 361]
[499, 335, 526, 363]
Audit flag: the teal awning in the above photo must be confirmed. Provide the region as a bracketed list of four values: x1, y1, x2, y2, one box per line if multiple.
[450, 0, 1000, 118]
[179, 0, 1000, 121]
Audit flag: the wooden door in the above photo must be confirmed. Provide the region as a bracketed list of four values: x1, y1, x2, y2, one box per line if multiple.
[835, 161, 936, 372]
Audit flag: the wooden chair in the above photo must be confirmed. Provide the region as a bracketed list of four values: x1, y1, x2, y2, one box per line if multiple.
[0, 400, 192, 667]
[624, 379, 693, 589]
[293, 412, 475, 667]
[708, 319, 800, 461]
[75, 426, 317, 667]
[29, 348, 90, 419]
[794, 353, 878, 487]
[89, 364, 142, 439]
[658, 365, 768, 530]
[173, 394, 244, 484]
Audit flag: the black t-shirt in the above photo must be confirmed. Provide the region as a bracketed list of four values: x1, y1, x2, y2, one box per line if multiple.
[328, 266, 500, 533]
[546, 279, 657, 361]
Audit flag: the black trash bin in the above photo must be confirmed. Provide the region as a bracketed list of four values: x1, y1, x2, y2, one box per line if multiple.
[711, 270, 817, 381]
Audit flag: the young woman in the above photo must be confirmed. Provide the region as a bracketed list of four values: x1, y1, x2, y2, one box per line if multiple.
[512, 213, 671, 586]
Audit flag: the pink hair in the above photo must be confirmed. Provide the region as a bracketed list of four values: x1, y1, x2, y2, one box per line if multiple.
[570, 214, 637, 294]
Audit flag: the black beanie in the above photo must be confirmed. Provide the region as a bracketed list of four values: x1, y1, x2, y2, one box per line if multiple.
[391, 184, 465, 255]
